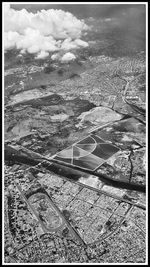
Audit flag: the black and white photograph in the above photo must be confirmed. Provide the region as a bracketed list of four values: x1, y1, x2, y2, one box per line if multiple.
[3, 2, 147, 264]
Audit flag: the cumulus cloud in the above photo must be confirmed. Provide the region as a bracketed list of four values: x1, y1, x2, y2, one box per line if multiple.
[60, 37, 89, 50]
[4, 4, 89, 58]
[51, 53, 60, 61]
[61, 52, 76, 62]
[51, 51, 76, 62]
[35, 50, 49, 59]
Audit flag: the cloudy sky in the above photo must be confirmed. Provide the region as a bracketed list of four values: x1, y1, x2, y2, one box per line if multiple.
[4, 3, 146, 59]
[11, 4, 145, 19]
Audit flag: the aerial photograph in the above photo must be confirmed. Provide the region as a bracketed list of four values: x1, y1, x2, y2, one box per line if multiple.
[3, 2, 147, 264]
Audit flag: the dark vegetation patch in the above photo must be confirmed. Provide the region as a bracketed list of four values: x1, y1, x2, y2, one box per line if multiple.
[12, 94, 63, 108]
[69, 73, 81, 79]
[138, 73, 146, 84]
[139, 85, 146, 92]
[62, 210, 71, 220]
[40, 85, 47, 90]
[57, 68, 65, 75]
[44, 65, 56, 74]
